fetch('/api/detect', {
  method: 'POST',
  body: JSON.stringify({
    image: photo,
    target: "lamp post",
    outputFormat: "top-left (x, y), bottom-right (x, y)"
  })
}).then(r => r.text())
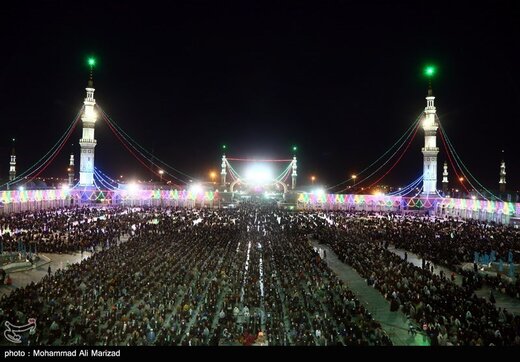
top-left (311, 175), bottom-right (316, 185)
top-left (159, 170), bottom-right (164, 182)
top-left (210, 171), bottom-right (216, 183)
top-left (352, 175), bottom-right (357, 190)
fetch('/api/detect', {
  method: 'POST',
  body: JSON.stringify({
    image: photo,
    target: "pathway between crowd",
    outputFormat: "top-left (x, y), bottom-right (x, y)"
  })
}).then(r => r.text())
top-left (312, 241), bottom-right (430, 346)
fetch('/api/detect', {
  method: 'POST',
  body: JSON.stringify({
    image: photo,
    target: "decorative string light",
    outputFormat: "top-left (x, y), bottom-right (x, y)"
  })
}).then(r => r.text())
top-left (98, 105), bottom-right (196, 182)
top-left (328, 112), bottom-right (423, 191)
top-left (1, 107), bottom-right (83, 189)
top-left (438, 118), bottom-right (501, 201)
top-left (100, 110), bottom-right (184, 188)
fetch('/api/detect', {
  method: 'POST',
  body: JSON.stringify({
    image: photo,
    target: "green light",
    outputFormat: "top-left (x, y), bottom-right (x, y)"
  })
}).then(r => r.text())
top-left (424, 65), bottom-right (436, 77)
top-left (292, 146), bottom-right (297, 152)
top-left (222, 144), bottom-right (227, 150)
top-left (88, 58), bottom-right (96, 67)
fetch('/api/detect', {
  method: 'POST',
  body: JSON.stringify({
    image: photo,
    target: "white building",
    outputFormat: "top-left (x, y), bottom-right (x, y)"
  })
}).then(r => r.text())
top-left (422, 85), bottom-right (439, 195)
top-left (79, 71), bottom-right (97, 186)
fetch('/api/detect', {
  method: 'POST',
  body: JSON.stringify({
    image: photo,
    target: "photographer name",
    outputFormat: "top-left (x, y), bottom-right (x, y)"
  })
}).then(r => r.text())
top-left (5, 349), bottom-right (121, 358)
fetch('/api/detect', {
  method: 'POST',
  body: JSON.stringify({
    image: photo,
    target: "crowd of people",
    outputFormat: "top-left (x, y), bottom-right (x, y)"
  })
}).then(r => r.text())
top-left (0, 206), bottom-right (142, 254)
top-left (309, 211), bottom-right (520, 346)
top-left (311, 212), bottom-right (520, 300)
top-left (383, 215), bottom-right (520, 267)
top-left (1, 205), bottom-right (520, 346)
top-left (0, 206), bottom-right (391, 346)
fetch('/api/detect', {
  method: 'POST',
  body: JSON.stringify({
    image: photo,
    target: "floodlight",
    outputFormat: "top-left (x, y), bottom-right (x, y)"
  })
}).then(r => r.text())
top-left (128, 182), bottom-right (139, 195)
top-left (313, 188), bottom-right (325, 196)
top-left (245, 164), bottom-right (274, 185)
top-left (189, 183), bottom-right (203, 194)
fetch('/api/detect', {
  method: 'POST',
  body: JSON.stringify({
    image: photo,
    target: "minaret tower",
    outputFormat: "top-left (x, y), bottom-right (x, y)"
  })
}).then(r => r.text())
top-left (9, 138), bottom-right (16, 182)
top-left (442, 161), bottom-right (449, 195)
top-left (220, 145), bottom-right (227, 190)
top-left (68, 149), bottom-right (75, 187)
top-left (421, 70), bottom-right (439, 195)
top-left (291, 157), bottom-right (297, 190)
top-left (79, 58), bottom-right (98, 187)
top-left (499, 150), bottom-right (506, 193)
top-left (291, 146), bottom-right (298, 190)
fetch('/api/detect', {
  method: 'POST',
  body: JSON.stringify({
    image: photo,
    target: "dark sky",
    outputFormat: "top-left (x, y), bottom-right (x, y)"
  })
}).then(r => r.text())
top-left (1, 0), bottom-right (519, 191)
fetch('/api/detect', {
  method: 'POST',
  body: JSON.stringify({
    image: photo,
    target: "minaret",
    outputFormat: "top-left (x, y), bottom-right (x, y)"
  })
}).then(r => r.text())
top-left (79, 59), bottom-right (97, 187)
top-left (220, 154), bottom-right (227, 189)
top-left (291, 156), bottom-right (297, 190)
top-left (499, 150), bottom-right (506, 193)
top-left (9, 138), bottom-right (16, 182)
top-left (421, 83), bottom-right (439, 195)
top-left (68, 151), bottom-right (75, 187)
top-left (442, 161), bottom-right (449, 195)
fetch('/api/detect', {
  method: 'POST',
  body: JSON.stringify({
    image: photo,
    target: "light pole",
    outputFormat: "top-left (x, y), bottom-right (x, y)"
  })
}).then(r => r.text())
top-left (352, 175), bottom-right (357, 190)
top-left (210, 171), bottom-right (217, 184)
top-left (311, 175), bottom-right (316, 185)
top-left (159, 170), bottom-right (164, 182)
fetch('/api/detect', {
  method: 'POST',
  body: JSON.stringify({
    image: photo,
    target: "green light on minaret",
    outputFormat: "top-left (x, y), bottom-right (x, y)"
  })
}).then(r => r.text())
top-left (222, 144), bottom-right (227, 150)
top-left (424, 65), bottom-right (436, 77)
top-left (292, 145), bottom-right (297, 152)
top-left (88, 58), bottom-right (96, 67)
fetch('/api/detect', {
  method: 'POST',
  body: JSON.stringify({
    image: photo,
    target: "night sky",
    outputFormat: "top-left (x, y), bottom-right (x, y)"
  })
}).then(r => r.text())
top-left (1, 0), bottom-right (519, 191)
